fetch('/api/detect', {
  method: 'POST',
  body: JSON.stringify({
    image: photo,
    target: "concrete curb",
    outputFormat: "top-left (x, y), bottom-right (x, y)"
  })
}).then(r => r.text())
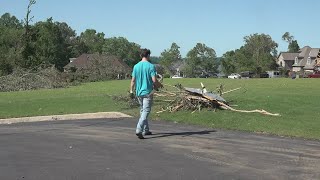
top-left (0, 112), bottom-right (132, 125)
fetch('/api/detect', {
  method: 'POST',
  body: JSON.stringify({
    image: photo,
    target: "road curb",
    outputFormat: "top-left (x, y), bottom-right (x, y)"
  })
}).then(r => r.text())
top-left (0, 112), bottom-right (132, 125)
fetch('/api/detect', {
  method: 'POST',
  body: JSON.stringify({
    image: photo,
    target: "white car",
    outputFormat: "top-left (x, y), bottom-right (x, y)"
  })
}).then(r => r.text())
top-left (228, 73), bottom-right (241, 79)
top-left (171, 75), bottom-right (183, 79)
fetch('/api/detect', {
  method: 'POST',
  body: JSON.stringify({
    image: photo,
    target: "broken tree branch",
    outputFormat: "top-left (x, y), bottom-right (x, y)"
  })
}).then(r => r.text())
top-left (222, 87), bottom-right (242, 95)
top-left (216, 101), bottom-right (280, 116)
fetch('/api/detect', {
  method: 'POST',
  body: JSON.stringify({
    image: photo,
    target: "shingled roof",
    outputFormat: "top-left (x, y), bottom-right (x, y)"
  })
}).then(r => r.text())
top-left (64, 54), bottom-right (132, 72)
top-left (309, 48), bottom-right (320, 57)
top-left (292, 46), bottom-right (320, 68)
top-left (279, 52), bottom-right (299, 61)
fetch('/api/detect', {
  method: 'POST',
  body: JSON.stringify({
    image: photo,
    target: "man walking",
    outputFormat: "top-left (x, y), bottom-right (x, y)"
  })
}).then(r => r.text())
top-left (130, 49), bottom-right (163, 139)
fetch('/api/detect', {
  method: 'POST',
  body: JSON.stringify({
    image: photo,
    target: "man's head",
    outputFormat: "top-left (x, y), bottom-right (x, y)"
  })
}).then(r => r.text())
top-left (140, 49), bottom-right (151, 60)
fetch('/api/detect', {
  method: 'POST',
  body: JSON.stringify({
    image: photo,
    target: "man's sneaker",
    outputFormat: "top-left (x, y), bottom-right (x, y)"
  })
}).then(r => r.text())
top-left (143, 131), bottom-right (152, 136)
top-left (136, 133), bottom-right (144, 139)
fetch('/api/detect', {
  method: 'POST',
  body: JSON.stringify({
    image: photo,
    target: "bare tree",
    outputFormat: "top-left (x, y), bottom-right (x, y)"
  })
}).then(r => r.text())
top-left (24, 0), bottom-right (36, 35)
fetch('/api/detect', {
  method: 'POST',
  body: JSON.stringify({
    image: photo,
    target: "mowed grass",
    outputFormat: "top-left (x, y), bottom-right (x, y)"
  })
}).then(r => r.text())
top-left (0, 82), bottom-right (126, 118)
top-left (1, 78), bottom-right (319, 139)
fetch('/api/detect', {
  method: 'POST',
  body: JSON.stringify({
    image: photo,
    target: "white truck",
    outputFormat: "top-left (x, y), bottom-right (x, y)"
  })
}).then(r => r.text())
top-left (266, 71), bottom-right (280, 78)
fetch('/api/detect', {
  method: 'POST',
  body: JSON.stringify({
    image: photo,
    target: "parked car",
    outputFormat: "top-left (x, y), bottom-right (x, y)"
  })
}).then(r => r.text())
top-left (259, 73), bottom-right (269, 78)
top-left (199, 74), bottom-right (209, 78)
top-left (228, 73), bottom-right (241, 79)
top-left (199, 73), bottom-right (218, 78)
top-left (308, 71), bottom-right (320, 78)
top-left (171, 75), bottom-right (183, 79)
top-left (240, 71), bottom-right (254, 78)
top-left (209, 73), bottom-right (218, 78)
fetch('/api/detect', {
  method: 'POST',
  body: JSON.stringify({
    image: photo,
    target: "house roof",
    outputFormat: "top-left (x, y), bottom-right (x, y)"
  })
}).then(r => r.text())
top-left (298, 46), bottom-right (311, 58)
top-left (64, 54), bottom-right (132, 72)
top-left (170, 60), bottom-right (186, 71)
top-left (299, 47), bottom-right (312, 67)
top-left (309, 48), bottom-right (320, 57)
top-left (293, 46), bottom-right (320, 67)
top-left (279, 52), bottom-right (299, 61)
top-left (64, 54), bottom-right (90, 69)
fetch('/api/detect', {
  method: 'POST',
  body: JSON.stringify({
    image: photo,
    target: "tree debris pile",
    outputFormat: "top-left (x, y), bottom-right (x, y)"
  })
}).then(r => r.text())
top-left (0, 68), bottom-right (68, 92)
top-left (112, 83), bottom-right (280, 116)
top-left (156, 87), bottom-right (225, 113)
top-left (155, 83), bottom-right (280, 116)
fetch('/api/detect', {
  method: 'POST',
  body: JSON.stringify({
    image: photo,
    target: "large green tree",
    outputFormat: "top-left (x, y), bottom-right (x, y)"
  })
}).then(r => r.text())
top-left (159, 42), bottom-right (182, 74)
top-left (102, 37), bottom-right (141, 68)
top-left (0, 13), bottom-right (24, 75)
top-left (22, 18), bottom-right (69, 71)
top-left (69, 37), bottom-right (89, 58)
top-left (288, 40), bottom-right (300, 53)
top-left (282, 32), bottom-right (300, 53)
top-left (56, 22), bottom-right (76, 42)
top-left (79, 29), bottom-right (105, 54)
top-left (184, 43), bottom-right (217, 77)
top-left (243, 33), bottom-right (278, 73)
top-left (221, 50), bottom-right (236, 75)
top-left (55, 22), bottom-right (88, 58)
top-left (0, 13), bottom-right (23, 29)
top-left (21, 0), bottom-right (37, 69)
top-left (221, 33), bottom-right (278, 74)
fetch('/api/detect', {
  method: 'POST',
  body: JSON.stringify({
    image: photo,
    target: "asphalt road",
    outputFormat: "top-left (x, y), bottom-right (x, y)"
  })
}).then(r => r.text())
top-left (0, 118), bottom-right (319, 180)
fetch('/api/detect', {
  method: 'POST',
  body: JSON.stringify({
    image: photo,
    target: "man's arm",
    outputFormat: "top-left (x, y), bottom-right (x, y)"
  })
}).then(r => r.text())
top-left (129, 77), bottom-right (135, 99)
top-left (130, 77), bottom-right (135, 93)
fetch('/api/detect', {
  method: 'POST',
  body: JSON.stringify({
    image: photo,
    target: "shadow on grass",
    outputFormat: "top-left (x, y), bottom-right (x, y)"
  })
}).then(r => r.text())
top-left (145, 130), bottom-right (216, 139)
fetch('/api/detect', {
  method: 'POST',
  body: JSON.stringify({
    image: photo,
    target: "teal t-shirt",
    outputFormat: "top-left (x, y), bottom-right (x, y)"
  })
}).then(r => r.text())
top-left (132, 61), bottom-right (157, 96)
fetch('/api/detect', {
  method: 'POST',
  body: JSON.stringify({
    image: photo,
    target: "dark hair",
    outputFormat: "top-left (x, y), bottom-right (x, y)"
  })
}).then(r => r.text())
top-left (140, 49), bottom-right (151, 58)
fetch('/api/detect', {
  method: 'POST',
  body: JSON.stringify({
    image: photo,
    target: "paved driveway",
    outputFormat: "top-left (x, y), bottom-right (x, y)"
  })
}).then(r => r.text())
top-left (0, 118), bottom-right (319, 180)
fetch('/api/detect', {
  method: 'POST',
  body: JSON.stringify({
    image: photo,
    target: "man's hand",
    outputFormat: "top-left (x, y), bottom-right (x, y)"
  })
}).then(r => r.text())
top-left (153, 81), bottom-right (163, 91)
top-left (129, 90), bottom-right (135, 99)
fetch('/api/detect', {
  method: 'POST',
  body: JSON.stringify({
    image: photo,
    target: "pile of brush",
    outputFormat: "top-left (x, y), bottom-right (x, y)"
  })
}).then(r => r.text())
top-left (112, 82), bottom-right (280, 116)
top-left (155, 83), bottom-right (280, 116)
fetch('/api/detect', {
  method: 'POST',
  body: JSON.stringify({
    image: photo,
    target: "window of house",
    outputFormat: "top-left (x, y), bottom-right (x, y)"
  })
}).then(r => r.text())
top-left (280, 62), bottom-right (283, 67)
top-left (295, 57), bottom-right (298, 64)
top-left (307, 57), bottom-right (311, 65)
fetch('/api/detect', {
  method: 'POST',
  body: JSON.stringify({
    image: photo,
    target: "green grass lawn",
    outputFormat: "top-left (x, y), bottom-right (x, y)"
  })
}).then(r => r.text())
top-left (1, 78), bottom-right (320, 139)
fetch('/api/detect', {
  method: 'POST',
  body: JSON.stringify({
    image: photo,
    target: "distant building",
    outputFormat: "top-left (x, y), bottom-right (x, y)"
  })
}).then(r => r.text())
top-left (64, 54), bottom-right (132, 79)
top-left (278, 46), bottom-right (320, 72)
top-left (277, 52), bottom-right (299, 71)
top-left (292, 46), bottom-right (320, 72)
top-left (169, 60), bottom-right (186, 77)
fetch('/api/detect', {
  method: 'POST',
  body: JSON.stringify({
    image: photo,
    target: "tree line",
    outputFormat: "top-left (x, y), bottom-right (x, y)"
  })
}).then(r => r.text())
top-left (0, 1), bottom-right (300, 77)
top-left (0, 1), bottom-right (141, 76)
top-left (221, 32), bottom-right (300, 75)
top-left (159, 31), bottom-right (300, 77)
